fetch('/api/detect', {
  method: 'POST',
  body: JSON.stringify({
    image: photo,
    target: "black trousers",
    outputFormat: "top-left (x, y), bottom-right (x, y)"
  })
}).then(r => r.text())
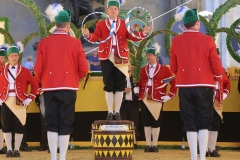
top-left (44, 90), bottom-right (76, 135)
top-left (139, 100), bottom-right (163, 128)
top-left (120, 100), bottom-right (139, 134)
top-left (1, 103), bottom-right (24, 133)
top-left (211, 109), bottom-right (221, 131)
top-left (179, 87), bottom-right (214, 132)
top-left (100, 59), bottom-right (126, 92)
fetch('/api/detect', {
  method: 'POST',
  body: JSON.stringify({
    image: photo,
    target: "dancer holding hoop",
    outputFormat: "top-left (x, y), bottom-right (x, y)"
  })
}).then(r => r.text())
top-left (82, 0), bottom-right (153, 120)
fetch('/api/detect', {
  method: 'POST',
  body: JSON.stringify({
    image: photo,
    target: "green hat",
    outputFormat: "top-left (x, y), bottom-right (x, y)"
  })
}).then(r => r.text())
top-left (7, 46), bottom-right (20, 55)
top-left (0, 49), bottom-right (6, 56)
top-left (0, 45), bottom-right (7, 56)
top-left (182, 9), bottom-right (199, 24)
top-left (55, 10), bottom-right (71, 23)
top-left (107, 0), bottom-right (120, 8)
top-left (146, 47), bottom-right (157, 55)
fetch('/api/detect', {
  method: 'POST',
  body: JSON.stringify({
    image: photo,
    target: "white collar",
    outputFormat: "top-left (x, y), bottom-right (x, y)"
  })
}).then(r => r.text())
top-left (109, 18), bottom-right (117, 23)
top-left (149, 63), bottom-right (157, 68)
top-left (9, 64), bottom-right (18, 70)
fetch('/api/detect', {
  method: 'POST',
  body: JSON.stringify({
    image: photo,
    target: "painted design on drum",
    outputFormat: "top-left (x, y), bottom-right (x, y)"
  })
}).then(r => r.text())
top-left (93, 134), bottom-right (133, 148)
top-left (94, 150), bottom-right (133, 158)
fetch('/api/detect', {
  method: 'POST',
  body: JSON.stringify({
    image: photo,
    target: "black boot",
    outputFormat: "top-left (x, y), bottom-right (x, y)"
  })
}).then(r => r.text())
top-left (209, 150), bottom-right (221, 157)
top-left (106, 112), bottom-right (113, 120)
top-left (114, 112), bottom-right (122, 120)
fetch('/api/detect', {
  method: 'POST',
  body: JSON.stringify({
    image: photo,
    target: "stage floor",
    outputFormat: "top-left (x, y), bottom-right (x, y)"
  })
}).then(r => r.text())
top-left (0, 149), bottom-right (239, 160)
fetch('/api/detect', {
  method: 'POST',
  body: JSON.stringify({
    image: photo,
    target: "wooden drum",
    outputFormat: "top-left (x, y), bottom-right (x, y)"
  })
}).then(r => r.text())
top-left (91, 120), bottom-right (135, 160)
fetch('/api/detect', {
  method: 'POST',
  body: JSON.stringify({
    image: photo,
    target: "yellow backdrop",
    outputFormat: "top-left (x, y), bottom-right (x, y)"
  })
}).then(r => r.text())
top-left (27, 77), bottom-right (240, 113)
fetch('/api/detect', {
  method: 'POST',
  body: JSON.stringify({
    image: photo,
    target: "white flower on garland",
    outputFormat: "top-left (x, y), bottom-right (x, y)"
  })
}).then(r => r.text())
top-left (199, 10), bottom-right (213, 20)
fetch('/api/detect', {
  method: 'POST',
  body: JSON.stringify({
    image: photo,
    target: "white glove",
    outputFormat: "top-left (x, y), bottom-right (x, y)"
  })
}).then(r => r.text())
top-left (223, 93), bottom-right (227, 100)
top-left (0, 98), bottom-right (3, 105)
top-left (134, 87), bottom-right (139, 94)
top-left (161, 95), bottom-right (171, 102)
top-left (215, 82), bottom-right (219, 89)
top-left (22, 98), bottom-right (32, 106)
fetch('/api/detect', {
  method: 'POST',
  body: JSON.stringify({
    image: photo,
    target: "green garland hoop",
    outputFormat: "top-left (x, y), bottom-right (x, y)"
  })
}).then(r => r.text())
top-left (47, 22), bottom-right (80, 38)
top-left (18, 0), bottom-right (48, 38)
top-left (0, 28), bottom-right (15, 45)
top-left (132, 30), bottom-right (178, 83)
top-left (0, 17), bottom-right (9, 43)
top-left (226, 18), bottom-right (240, 63)
top-left (207, 0), bottom-right (240, 39)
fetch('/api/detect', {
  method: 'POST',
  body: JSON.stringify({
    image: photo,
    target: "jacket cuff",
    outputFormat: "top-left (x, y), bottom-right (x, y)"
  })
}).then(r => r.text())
top-left (223, 89), bottom-right (229, 95)
top-left (214, 75), bottom-right (222, 81)
top-left (167, 92), bottom-right (175, 99)
top-left (28, 94), bottom-right (36, 100)
top-left (87, 33), bottom-right (92, 41)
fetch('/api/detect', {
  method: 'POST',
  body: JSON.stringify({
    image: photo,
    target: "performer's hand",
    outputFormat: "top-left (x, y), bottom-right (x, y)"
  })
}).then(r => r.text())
top-left (125, 87), bottom-right (131, 93)
top-left (133, 87), bottom-right (139, 94)
top-left (22, 98), bottom-right (32, 107)
top-left (81, 28), bottom-right (90, 37)
top-left (0, 98), bottom-right (3, 105)
top-left (215, 82), bottom-right (219, 89)
top-left (223, 93), bottom-right (227, 100)
top-left (143, 25), bottom-right (153, 35)
top-left (161, 95), bottom-right (171, 102)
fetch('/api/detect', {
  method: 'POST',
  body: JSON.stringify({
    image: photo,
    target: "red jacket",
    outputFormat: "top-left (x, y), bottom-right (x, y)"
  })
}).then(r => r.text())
top-left (34, 31), bottom-right (89, 91)
top-left (138, 64), bottom-right (177, 102)
top-left (170, 30), bottom-right (223, 88)
top-left (0, 64), bottom-right (38, 101)
top-left (88, 18), bottom-right (145, 60)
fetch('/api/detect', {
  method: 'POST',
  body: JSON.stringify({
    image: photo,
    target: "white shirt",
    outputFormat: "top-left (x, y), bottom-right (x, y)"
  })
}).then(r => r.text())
top-left (147, 63), bottom-right (157, 86)
top-left (125, 77), bottom-right (133, 101)
top-left (8, 65), bottom-right (18, 96)
top-left (109, 18), bottom-right (117, 50)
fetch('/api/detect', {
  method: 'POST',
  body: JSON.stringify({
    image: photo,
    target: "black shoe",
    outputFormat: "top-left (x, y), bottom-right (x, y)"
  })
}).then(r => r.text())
top-left (14, 150), bottom-right (20, 157)
top-left (6, 150), bottom-right (14, 157)
top-left (209, 150), bottom-right (221, 157)
top-left (150, 145), bottom-right (159, 152)
top-left (206, 151), bottom-right (209, 157)
top-left (144, 145), bottom-right (151, 152)
top-left (38, 146), bottom-right (48, 151)
top-left (20, 146), bottom-right (32, 152)
top-left (0, 148), bottom-right (7, 154)
top-left (106, 112), bottom-right (113, 120)
top-left (114, 112), bottom-right (122, 120)
top-left (134, 144), bottom-right (138, 149)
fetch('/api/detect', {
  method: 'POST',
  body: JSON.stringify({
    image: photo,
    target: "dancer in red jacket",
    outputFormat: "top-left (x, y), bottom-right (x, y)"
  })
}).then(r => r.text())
top-left (170, 9), bottom-right (223, 160)
top-left (82, 0), bottom-right (153, 120)
top-left (135, 46), bottom-right (177, 152)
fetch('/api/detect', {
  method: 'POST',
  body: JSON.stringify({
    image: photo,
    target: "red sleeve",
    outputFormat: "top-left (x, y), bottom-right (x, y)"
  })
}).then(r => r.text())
top-left (165, 67), bottom-right (177, 98)
top-left (126, 30), bottom-right (145, 42)
top-left (78, 41), bottom-right (89, 79)
top-left (34, 41), bottom-right (43, 83)
top-left (222, 71), bottom-right (231, 95)
top-left (170, 39), bottom-right (178, 75)
top-left (208, 38), bottom-right (223, 81)
top-left (27, 71), bottom-right (38, 100)
top-left (87, 22), bottom-right (102, 42)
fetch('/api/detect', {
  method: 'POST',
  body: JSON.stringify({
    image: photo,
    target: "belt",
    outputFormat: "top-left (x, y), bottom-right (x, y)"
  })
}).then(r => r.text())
top-left (8, 89), bottom-right (15, 93)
